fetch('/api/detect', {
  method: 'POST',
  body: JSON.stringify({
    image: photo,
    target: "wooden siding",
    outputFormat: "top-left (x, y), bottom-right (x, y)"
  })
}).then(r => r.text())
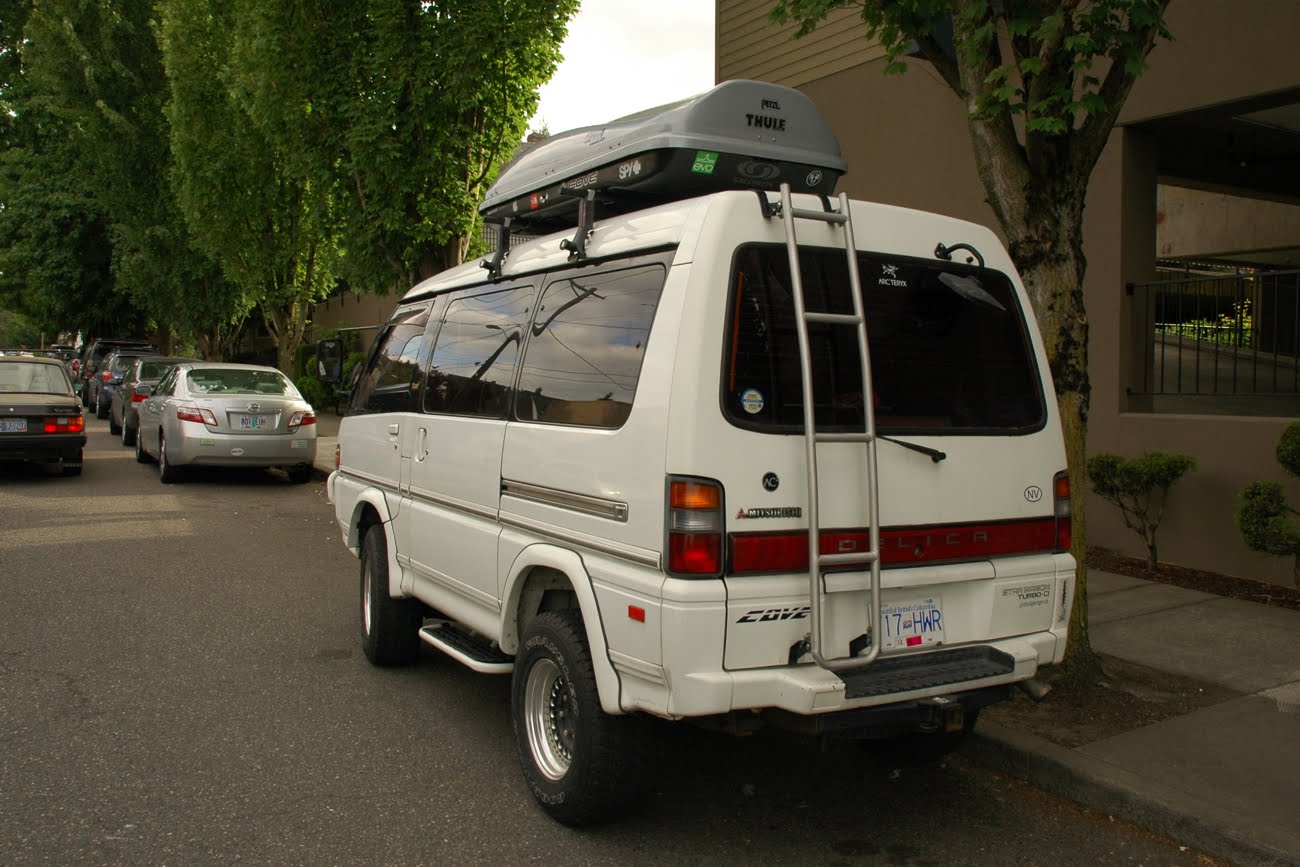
top-left (717, 0), bottom-right (885, 87)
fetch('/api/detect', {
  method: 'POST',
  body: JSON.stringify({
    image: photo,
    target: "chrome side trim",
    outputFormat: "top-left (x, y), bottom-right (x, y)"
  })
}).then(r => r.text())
top-left (498, 512), bottom-right (660, 569)
top-left (408, 486), bottom-right (498, 521)
top-left (338, 467), bottom-right (397, 493)
top-left (501, 479), bottom-right (629, 522)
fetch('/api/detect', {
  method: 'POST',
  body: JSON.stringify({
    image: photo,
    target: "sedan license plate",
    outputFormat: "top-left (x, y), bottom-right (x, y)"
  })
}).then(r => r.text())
top-left (0, 417), bottom-right (27, 433)
top-left (238, 414), bottom-right (273, 430)
top-left (881, 597), bottom-right (944, 650)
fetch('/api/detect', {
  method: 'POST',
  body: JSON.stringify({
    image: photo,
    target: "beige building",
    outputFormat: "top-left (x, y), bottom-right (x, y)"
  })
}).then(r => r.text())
top-left (718, 0), bottom-right (1300, 585)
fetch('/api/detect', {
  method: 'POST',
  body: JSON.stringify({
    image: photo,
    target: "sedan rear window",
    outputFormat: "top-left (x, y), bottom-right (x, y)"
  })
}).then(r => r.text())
top-left (187, 369), bottom-right (295, 396)
top-left (724, 245), bottom-right (1045, 434)
top-left (0, 362), bottom-right (73, 394)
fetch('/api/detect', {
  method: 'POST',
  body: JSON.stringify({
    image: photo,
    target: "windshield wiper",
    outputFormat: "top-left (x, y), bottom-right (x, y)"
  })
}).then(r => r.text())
top-left (878, 434), bottom-right (947, 463)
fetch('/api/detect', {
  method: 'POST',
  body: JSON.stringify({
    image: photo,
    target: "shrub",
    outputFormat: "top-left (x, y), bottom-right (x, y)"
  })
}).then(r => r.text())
top-left (1087, 450), bottom-right (1197, 570)
top-left (1236, 421), bottom-right (1300, 587)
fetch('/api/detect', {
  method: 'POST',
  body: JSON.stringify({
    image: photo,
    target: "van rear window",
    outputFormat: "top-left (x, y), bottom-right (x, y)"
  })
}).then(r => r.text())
top-left (724, 245), bottom-right (1045, 434)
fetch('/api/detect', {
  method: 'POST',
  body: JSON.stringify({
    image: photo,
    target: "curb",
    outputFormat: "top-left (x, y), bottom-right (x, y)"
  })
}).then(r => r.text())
top-left (962, 722), bottom-right (1297, 866)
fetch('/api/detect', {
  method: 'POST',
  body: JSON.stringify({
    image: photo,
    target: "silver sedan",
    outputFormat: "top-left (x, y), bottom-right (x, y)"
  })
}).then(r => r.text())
top-left (135, 362), bottom-right (317, 483)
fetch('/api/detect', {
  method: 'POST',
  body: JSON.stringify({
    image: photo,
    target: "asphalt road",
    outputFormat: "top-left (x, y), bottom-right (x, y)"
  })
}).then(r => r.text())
top-left (0, 417), bottom-right (1218, 865)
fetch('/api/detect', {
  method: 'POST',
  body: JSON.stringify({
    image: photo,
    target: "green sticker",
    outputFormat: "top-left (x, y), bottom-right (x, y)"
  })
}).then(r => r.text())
top-left (691, 150), bottom-right (719, 175)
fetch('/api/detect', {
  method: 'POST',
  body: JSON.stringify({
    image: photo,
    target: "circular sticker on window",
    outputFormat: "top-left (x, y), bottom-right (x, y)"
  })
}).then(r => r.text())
top-left (740, 388), bottom-right (765, 414)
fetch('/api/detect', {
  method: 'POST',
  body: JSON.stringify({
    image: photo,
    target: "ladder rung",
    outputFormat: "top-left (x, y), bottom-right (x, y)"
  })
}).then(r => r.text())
top-left (789, 207), bottom-right (848, 225)
top-left (817, 551), bottom-right (879, 567)
top-left (815, 431), bottom-right (874, 444)
top-left (805, 311), bottom-right (861, 325)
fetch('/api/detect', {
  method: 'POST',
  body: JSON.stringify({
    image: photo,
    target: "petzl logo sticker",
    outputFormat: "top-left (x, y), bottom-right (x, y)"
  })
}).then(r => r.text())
top-left (806, 170), bottom-right (823, 187)
top-left (692, 151), bottom-right (719, 175)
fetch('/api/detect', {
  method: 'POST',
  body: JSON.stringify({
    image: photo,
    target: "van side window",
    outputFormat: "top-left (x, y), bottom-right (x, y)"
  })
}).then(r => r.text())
top-left (515, 265), bottom-right (665, 428)
top-left (724, 245), bottom-right (1044, 433)
top-left (352, 303), bottom-right (432, 415)
top-left (423, 284), bottom-right (534, 417)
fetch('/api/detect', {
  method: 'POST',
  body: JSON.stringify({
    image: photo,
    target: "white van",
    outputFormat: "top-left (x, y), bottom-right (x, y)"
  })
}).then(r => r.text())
top-left (324, 80), bottom-right (1075, 825)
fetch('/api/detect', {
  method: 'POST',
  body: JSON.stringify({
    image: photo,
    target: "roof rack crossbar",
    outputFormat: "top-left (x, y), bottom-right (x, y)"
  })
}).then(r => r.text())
top-left (755, 190), bottom-right (780, 219)
top-left (559, 189), bottom-right (597, 261)
top-left (480, 217), bottom-right (513, 280)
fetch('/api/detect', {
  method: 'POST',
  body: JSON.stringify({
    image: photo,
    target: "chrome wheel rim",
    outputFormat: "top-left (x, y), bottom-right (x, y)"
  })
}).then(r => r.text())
top-left (524, 658), bottom-right (575, 781)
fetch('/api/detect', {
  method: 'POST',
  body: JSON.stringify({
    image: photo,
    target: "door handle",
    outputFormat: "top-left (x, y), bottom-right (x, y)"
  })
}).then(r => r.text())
top-left (416, 427), bottom-right (428, 461)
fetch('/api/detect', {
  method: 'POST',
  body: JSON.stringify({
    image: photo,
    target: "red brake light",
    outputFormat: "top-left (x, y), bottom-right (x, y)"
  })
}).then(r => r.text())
top-left (101, 370), bottom-right (111, 382)
top-left (288, 411), bottom-right (316, 431)
top-left (666, 477), bottom-right (724, 578)
top-left (176, 405), bottom-right (217, 426)
top-left (42, 415), bottom-right (85, 434)
top-left (1053, 470), bottom-right (1072, 551)
top-left (131, 391), bottom-right (147, 403)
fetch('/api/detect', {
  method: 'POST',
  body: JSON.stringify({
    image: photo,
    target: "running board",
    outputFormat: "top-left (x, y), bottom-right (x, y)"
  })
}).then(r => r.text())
top-left (419, 620), bottom-right (514, 674)
top-left (836, 646), bottom-right (1016, 699)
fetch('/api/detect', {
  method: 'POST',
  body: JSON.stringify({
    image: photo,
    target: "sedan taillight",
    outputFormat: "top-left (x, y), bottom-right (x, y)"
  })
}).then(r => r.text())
top-left (131, 391), bottom-right (147, 403)
top-left (176, 405), bottom-right (218, 426)
top-left (101, 370), bottom-right (112, 383)
top-left (288, 410), bottom-right (316, 432)
top-left (43, 415), bottom-right (85, 434)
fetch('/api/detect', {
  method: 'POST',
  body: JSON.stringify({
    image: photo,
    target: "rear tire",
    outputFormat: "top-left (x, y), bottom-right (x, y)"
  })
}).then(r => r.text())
top-left (109, 410), bottom-right (121, 436)
top-left (135, 428), bottom-right (151, 463)
top-left (359, 524), bottom-right (422, 666)
top-left (287, 463), bottom-right (313, 484)
top-left (512, 610), bottom-right (648, 825)
top-left (121, 416), bottom-right (135, 446)
top-left (95, 392), bottom-right (108, 419)
top-left (157, 433), bottom-right (180, 483)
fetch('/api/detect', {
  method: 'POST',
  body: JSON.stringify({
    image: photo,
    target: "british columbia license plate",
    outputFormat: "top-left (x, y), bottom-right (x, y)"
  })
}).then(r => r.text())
top-left (881, 597), bottom-right (945, 650)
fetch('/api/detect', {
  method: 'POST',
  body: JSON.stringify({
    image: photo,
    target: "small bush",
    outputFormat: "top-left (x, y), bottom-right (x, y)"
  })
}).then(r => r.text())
top-left (1088, 450), bottom-right (1197, 569)
top-left (1236, 421), bottom-right (1300, 587)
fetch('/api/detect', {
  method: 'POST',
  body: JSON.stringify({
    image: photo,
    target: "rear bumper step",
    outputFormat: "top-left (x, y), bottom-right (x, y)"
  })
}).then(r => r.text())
top-left (419, 620), bottom-right (514, 674)
top-left (837, 646), bottom-right (1016, 699)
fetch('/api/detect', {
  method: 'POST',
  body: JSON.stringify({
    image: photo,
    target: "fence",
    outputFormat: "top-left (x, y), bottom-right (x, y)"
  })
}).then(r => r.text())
top-left (1130, 269), bottom-right (1300, 406)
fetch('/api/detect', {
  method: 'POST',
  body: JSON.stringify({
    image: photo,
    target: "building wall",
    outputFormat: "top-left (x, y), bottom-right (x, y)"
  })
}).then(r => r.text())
top-left (716, 0), bottom-right (1300, 585)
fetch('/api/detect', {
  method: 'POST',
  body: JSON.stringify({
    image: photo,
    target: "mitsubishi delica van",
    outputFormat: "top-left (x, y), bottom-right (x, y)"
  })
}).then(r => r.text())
top-left (324, 80), bottom-right (1075, 825)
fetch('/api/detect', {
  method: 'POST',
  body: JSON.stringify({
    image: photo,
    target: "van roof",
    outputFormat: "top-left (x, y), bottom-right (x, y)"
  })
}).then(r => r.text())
top-left (479, 80), bottom-right (847, 231)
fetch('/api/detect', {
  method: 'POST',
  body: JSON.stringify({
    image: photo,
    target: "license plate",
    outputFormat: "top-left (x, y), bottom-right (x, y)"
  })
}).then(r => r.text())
top-left (238, 415), bottom-right (273, 430)
top-left (881, 597), bottom-right (945, 650)
top-left (0, 418), bottom-right (27, 433)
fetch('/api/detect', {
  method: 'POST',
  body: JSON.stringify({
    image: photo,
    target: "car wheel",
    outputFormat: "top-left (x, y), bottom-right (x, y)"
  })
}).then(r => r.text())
top-left (108, 408), bottom-right (121, 436)
top-left (286, 463), bottom-right (313, 484)
top-left (121, 416), bottom-right (134, 446)
top-left (135, 427), bottom-right (151, 463)
top-left (95, 392), bottom-right (108, 419)
top-left (158, 433), bottom-right (180, 483)
top-left (512, 609), bottom-right (648, 826)
top-left (359, 524), bottom-right (422, 666)
top-left (61, 450), bottom-right (83, 477)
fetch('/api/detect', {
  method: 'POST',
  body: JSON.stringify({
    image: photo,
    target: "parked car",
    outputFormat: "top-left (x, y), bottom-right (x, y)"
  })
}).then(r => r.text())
top-left (110, 356), bottom-right (196, 444)
top-left (77, 338), bottom-right (155, 404)
top-left (0, 355), bottom-right (86, 476)
top-left (88, 347), bottom-right (161, 420)
top-left (135, 362), bottom-right (317, 483)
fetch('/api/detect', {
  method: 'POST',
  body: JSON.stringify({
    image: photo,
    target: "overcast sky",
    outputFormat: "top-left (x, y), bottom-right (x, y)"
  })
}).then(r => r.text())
top-left (527, 1), bottom-right (717, 135)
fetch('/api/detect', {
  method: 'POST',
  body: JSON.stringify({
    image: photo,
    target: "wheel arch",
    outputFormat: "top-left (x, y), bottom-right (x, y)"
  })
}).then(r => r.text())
top-left (502, 544), bottom-right (622, 715)
top-left (348, 490), bottom-right (406, 598)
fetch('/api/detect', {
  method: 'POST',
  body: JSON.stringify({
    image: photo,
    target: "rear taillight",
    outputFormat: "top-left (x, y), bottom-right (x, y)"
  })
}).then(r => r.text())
top-left (176, 405), bottom-right (217, 426)
top-left (101, 370), bottom-right (111, 383)
top-left (42, 415), bottom-right (84, 434)
top-left (131, 391), bottom-right (147, 403)
top-left (288, 410), bottom-right (316, 432)
top-left (1053, 470), bottom-right (1071, 551)
top-left (666, 477), bottom-right (724, 578)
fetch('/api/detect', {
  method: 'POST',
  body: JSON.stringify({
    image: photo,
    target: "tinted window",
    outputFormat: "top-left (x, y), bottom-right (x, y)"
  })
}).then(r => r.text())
top-left (352, 304), bottom-right (432, 415)
top-left (424, 284), bottom-right (533, 417)
top-left (155, 367), bottom-right (181, 396)
top-left (725, 245), bottom-right (1044, 433)
top-left (515, 265), bottom-right (665, 428)
top-left (187, 368), bottom-right (294, 396)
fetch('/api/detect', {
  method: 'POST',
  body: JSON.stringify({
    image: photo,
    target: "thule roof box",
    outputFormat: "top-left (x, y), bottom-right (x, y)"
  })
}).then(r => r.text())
top-left (479, 79), bottom-right (847, 232)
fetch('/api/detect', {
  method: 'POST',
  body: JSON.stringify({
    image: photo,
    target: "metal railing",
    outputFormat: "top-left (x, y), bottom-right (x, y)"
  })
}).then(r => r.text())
top-left (1130, 269), bottom-right (1300, 401)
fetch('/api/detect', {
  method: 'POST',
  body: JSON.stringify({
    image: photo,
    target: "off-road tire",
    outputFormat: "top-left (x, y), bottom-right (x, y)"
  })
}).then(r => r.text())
top-left (359, 524), bottom-right (421, 666)
top-left (511, 610), bottom-right (648, 826)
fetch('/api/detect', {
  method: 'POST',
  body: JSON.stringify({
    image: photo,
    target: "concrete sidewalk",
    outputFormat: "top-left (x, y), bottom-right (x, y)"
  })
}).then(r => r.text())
top-left (966, 570), bottom-right (1300, 865)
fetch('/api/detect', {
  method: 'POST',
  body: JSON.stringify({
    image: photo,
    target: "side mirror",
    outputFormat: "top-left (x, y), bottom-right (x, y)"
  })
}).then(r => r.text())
top-left (316, 338), bottom-right (344, 386)
top-left (135, 384), bottom-right (154, 398)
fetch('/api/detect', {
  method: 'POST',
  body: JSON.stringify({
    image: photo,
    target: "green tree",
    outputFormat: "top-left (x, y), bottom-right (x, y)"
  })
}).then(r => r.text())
top-left (160, 0), bottom-right (333, 371)
top-left (770, 0), bottom-right (1172, 667)
top-left (1236, 421), bottom-right (1300, 588)
top-left (228, 0), bottom-right (578, 294)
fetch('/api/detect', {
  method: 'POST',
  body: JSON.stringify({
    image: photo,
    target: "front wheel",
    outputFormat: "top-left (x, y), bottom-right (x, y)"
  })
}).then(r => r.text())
top-left (512, 610), bottom-right (647, 826)
top-left (359, 524), bottom-right (422, 666)
top-left (135, 427), bottom-right (151, 463)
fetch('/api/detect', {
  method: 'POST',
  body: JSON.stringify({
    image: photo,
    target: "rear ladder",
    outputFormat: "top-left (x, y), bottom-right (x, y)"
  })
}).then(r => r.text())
top-left (774, 184), bottom-right (882, 673)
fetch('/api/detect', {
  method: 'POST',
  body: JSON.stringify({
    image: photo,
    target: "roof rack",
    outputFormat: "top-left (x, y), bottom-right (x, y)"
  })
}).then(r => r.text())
top-left (479, 79), bottom-right (848, 236)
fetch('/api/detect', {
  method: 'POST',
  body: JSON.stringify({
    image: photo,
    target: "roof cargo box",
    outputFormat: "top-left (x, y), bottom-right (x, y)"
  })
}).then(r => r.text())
top-left (480, 79), bottom-right (847, 231)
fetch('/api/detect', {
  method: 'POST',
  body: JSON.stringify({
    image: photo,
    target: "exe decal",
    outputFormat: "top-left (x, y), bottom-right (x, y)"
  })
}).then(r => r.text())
top-left (736, 606), bottom-right (809, 624)
top-left (735, 506), bottom-right (802, 519)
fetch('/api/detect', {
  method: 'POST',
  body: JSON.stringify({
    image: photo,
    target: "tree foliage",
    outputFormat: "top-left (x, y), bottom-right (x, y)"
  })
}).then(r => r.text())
top-left (1236, 421), bottom-right (1300, 587)
top-left (1087, 451), bottom-right (1196, 569)
top-left (770, 0), bottom-right (1172, 665)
